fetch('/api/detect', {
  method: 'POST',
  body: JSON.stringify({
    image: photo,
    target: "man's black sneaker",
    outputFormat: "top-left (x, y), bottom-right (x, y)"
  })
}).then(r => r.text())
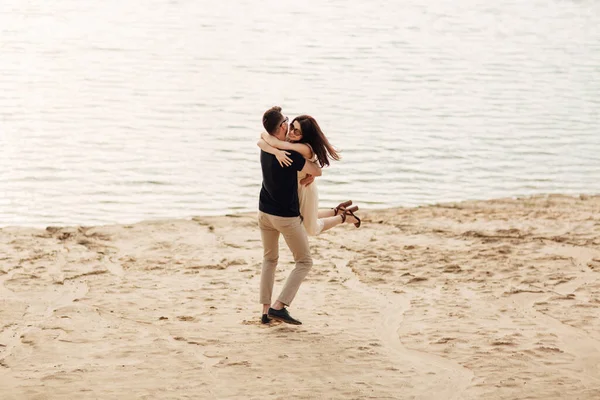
top-left (268, 307), bottom-right (302, 325)
top-left (261, 314), bottom-right (271, 324)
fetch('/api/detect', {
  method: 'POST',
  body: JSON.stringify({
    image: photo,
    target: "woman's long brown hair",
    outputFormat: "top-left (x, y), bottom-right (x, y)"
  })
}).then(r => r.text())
top-left (292, 115), bottom-right (340, 167)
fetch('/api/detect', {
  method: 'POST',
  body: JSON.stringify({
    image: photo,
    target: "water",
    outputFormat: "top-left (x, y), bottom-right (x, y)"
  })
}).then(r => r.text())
top-left (1, 0), bottom-right (599, 227)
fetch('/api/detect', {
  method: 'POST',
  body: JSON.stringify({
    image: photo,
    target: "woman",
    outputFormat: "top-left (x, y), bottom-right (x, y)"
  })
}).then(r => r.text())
top-left (257, 115), bottom-right (361, 235)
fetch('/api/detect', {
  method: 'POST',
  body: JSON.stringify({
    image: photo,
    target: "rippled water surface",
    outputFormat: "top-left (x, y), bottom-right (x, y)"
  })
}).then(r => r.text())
top-left (1, 0), bottom-right (599, 226)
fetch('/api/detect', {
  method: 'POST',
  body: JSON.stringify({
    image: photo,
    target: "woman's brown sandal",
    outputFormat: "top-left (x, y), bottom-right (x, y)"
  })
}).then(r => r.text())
top-left (333, 200), bottom-right (352, 216)
top-left (344, 206), bottom-right (361, 228)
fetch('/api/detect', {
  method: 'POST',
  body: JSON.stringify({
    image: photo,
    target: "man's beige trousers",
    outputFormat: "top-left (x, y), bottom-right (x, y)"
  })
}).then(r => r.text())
top-left (258, 211), bottom-right (313, 306)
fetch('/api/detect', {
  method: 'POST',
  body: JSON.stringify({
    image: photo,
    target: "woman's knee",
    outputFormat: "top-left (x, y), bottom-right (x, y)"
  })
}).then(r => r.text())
top-left (304, 222), bottom-right (323, 236)
top-left (306, 227), bottom-right (319, 236)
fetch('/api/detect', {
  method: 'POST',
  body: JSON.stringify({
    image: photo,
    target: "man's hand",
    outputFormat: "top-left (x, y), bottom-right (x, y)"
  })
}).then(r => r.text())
top-left (299, 174), bottom-right (315, 187)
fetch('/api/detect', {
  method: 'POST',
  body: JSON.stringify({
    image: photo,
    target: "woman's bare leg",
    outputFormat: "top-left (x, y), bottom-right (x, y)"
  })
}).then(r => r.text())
top-left (318, 209), bottom-right (336, 218)
top-left (311, 203), bottom-right (362, 235)
top-left (319, 212), bottom-right (360, 233)
top-left (320, 215), bottom-right (344, 233)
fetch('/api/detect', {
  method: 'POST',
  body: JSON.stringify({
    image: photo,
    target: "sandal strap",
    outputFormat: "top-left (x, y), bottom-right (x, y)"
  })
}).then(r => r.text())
top-left (333, 200), bottom-right (352, 216)
top-left (344, 209), bottom-right (361, 228)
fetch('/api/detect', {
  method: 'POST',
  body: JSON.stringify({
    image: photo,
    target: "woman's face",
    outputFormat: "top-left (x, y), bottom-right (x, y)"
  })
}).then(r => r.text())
top-left (288, 120), bottom-right (303, 142)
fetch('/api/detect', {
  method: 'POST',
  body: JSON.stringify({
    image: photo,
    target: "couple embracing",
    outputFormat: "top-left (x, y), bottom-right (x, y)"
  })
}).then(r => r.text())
top-left (256, 106), bottom-right (361, 325)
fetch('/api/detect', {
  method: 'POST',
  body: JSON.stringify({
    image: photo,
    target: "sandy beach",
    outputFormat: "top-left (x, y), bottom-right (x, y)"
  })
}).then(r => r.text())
top-left (1, 194), bottom-right (599, 399)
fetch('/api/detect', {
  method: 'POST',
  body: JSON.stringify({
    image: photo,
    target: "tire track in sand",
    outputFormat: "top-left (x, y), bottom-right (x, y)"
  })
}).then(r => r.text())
top-left (335, 258), bottom-right (474, 399)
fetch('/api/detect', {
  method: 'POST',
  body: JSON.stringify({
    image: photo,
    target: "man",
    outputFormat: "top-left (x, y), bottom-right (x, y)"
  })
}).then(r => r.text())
top-left (257, 106), bottom-right (322, 325)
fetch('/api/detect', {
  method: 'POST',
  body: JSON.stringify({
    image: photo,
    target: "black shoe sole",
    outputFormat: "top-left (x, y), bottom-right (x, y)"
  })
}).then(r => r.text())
top-left (268, 314), bottom-right (302, 325)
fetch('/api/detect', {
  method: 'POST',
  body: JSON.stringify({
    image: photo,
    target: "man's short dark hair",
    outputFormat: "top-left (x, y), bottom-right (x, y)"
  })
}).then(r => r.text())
top-left (262, 106), bottom-right (284, 135)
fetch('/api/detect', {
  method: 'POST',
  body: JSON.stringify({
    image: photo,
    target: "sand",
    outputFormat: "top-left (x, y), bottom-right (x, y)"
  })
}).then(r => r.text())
top-left (1, 194), bottom-right (600, 399)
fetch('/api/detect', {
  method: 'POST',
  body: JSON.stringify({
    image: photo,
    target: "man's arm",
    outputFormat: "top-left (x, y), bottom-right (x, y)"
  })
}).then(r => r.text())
top-left (299, 174), bottom-right (315, 187)
top-left (300, 160), bottom-right (322, 177)
top-left (288, 150), bottom-right (320, 181)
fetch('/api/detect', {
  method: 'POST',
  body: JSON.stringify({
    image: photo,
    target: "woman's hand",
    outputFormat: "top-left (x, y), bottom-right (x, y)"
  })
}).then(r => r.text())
top-left (275, 149), bottom-right (292, 167)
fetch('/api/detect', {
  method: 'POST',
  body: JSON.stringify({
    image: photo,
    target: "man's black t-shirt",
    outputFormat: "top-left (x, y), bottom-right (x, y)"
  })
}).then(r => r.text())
top-left (259, 150), bottom-right (306, 217)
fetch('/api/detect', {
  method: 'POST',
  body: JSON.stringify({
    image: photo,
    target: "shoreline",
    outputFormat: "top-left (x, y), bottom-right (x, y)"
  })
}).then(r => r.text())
top-left (1, 194), bottom-right (599, 399)
top-left (2, 192), bottom-right (598, 230)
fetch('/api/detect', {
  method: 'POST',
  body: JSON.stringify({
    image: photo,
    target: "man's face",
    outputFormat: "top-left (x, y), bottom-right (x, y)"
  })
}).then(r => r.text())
top-left (278, 116), bottom-right (289, 138)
